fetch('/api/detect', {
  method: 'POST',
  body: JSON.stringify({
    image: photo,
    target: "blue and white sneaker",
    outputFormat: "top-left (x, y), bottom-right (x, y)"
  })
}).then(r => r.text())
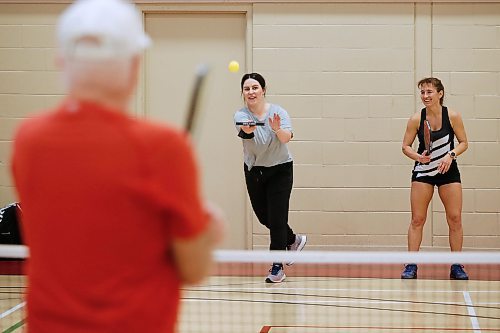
top-left (265, 263), bottom-right (286, 283)
top-left (401, 264), bottom-right (418, 279)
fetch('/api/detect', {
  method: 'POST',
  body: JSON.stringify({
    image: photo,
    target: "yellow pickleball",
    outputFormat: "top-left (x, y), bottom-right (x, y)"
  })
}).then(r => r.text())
top-left (228, 60), bottom-right (240, 73)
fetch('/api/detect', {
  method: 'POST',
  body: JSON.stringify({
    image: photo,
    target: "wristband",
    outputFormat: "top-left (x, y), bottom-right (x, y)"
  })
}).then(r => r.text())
top-left (238, 129), bottom-right (254, 139)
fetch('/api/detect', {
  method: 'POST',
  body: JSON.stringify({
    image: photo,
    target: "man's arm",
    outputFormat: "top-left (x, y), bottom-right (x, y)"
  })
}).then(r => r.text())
top-left (171, 202), bottom-right (224, 285)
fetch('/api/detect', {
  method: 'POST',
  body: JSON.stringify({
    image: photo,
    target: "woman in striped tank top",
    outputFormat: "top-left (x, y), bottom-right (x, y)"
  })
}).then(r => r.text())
top-left (401, 78), bottom-right (469, 280)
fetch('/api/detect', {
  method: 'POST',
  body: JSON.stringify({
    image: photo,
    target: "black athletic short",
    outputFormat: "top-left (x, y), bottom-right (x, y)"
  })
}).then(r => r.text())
top-left (411, 161), bottom-right (461, 187)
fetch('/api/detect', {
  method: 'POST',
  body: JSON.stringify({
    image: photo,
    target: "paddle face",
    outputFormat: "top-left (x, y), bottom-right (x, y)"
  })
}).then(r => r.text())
top-left (235, 121), bottom-right (265, 127)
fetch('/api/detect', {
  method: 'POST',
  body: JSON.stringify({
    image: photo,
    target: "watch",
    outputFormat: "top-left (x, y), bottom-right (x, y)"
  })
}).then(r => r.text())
top-left (448, 151), bottom-right (457, 160)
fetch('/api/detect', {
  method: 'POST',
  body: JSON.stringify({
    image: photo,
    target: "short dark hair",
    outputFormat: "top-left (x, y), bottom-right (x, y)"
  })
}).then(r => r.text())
top-left (240, 73), bottom-right (266, 92)
top-left (418, 77), bottom-right (445, 105)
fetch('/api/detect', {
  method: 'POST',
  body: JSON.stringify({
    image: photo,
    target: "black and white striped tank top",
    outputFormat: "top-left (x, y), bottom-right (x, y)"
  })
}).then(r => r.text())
top-left (413, 107), bottom-right (456, 178)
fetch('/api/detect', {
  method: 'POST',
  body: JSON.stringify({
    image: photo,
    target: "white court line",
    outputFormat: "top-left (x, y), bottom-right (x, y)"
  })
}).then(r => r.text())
top-left (463, 291), bottom-right (481, 333)
top-left (0, 301), bottom-right (26, 319)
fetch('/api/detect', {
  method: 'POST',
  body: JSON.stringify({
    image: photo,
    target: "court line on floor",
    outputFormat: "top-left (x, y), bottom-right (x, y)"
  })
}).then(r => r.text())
top-left (188, 286), bottom-right (500, 294)
top-left (463, 291), bottom-right (481, 333)
top-left (186, 287), bottom-right (500, 311)
top-left (184, 298), bottom-right (415, 305)
top-left (0, 301), bottom-right (25, 319)
top-left (260, 325), bottom-right (500, 332)
top-left (182, 296), bottom-right (500, 321)
top-left (2, 319), bottom-right (24, 333)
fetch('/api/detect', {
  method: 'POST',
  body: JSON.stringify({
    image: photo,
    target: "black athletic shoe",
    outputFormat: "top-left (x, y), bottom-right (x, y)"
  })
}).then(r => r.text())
top-left (450, 264), bottom-right (469, 280)
top-left (401, 264), bottom-right (418, 279)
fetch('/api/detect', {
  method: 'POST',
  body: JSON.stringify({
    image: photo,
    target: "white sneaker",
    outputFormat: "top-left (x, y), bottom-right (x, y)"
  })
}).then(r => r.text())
top-left (265, 263), bottom-right (286, 283)
top-left (286, 234), bottom-right (307, 266)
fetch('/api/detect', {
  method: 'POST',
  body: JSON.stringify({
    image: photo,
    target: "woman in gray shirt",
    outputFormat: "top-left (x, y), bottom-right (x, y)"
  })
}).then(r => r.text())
top-left (234, 73), bottom-right (306, 283)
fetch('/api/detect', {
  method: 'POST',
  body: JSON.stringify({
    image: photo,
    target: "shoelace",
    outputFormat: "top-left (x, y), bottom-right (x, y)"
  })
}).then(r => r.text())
top-left (270, 265), bottom-right (282, 275)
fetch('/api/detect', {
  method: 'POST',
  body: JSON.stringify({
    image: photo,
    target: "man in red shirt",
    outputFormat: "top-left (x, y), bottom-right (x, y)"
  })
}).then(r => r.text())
top-left (11, 0), bottom-right (224, 332)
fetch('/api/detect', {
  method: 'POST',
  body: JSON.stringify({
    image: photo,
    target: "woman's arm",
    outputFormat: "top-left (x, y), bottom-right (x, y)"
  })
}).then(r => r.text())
top-left (449, 109), bottom-right (468, 157)
top-left (402, 113), bottom-right (430, 164)
top-left (270, 111), bottom-right (292, 143)
top-left (274, 128), bottom-right (292, 143)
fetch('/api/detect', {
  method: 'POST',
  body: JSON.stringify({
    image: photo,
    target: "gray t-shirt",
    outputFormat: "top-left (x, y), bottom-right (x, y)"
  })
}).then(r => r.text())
top-left (234, 104), bottom-right (293, 170)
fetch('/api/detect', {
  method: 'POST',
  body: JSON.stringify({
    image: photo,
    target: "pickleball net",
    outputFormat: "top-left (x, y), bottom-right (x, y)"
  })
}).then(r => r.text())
top-left (1, 246), bottom-right (499, 332)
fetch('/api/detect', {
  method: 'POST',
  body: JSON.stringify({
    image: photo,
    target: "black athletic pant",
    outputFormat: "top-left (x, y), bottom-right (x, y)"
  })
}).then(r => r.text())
top-left (244, 161), bottom-right (295, 251)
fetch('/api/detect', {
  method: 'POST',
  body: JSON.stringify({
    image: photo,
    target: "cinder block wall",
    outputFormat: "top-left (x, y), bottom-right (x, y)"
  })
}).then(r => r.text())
top-left (0, 4), bottom-right (65, 204)
top-left (0, 1), bottom-right (498, 250)
top-left (431, 4), bottom-right (500, 250)
top-left (249, 2), bottom-right (500, 250)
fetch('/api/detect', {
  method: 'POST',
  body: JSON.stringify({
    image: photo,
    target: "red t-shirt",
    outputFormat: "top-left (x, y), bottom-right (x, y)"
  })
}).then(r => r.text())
top-left (12, 100), bottom-right (208, 333)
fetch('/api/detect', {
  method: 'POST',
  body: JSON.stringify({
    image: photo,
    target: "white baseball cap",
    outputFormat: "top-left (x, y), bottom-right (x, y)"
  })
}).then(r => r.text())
top-left (57, 0), bottom-right (152, 60)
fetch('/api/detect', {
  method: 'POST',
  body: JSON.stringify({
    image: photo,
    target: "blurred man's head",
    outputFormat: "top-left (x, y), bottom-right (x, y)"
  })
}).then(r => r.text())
top-left (57, 0), bottom-right (151, 106)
